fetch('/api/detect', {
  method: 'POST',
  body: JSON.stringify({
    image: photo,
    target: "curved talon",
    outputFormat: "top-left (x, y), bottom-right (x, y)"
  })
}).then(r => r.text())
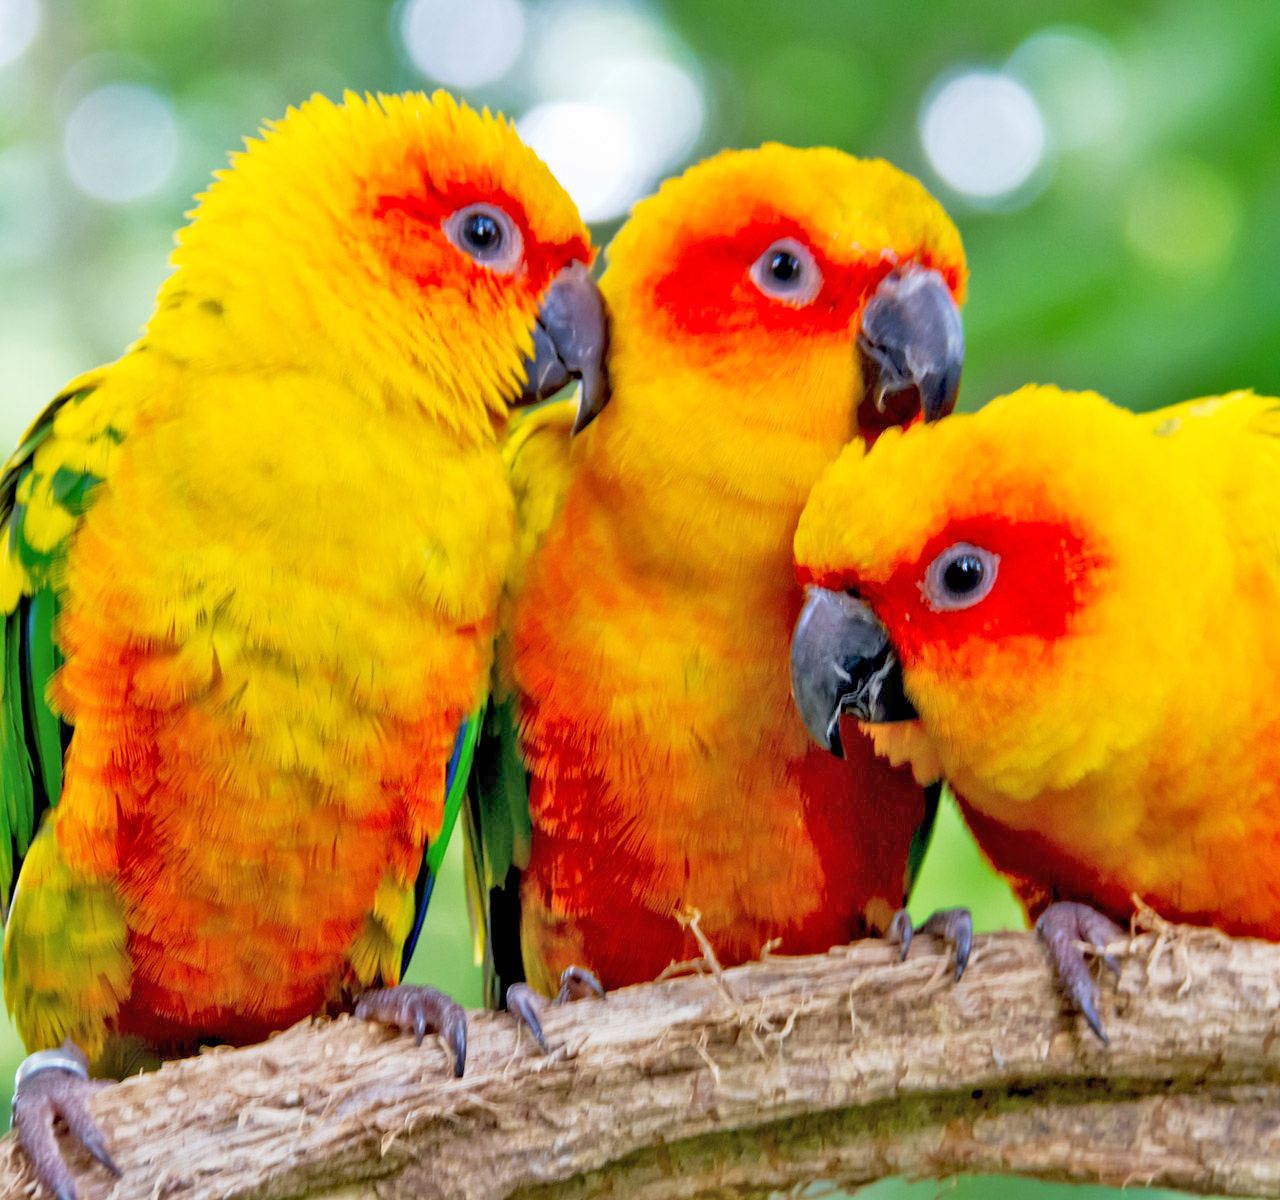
top-left (554, 965), bottom-right (605, 1005)
top-left (507, 965), bottom-right (605, 1056)
top-left (506, 982), bottom-right (549, 1052)
top-left (1036, 900), bottom-right (1125, 1045)
top-left (887, 908), bottom-right (914, 961)
top-left (12, 1041), bottom-right (119, 1200)
top-left (922, 908), bottom-right (973, 981)
top-left (888, 907), bottom-right (973, 981)
top-left (354, 985), bottom-right (468, 1077)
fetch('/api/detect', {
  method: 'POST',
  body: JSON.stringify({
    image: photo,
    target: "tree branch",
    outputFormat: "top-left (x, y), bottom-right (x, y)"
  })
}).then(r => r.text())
top-left (3, 928), bottom-right (1280, 1199)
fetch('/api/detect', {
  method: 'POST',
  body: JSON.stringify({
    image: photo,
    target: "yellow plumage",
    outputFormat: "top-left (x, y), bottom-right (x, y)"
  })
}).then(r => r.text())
top-left (482, 144), bottom-right (967, 996)
top-left (795, 385), bottom-right (1280, 935)
top-left (0, 89), bottom-right (593, 1064)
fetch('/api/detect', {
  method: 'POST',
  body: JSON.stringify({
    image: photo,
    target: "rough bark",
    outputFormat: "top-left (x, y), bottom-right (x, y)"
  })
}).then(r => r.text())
top-left (3, 927), bottom-right (1280, 1199)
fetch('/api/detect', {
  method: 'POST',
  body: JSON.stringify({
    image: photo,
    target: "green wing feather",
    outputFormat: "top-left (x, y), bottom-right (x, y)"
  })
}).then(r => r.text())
top-left (427, 710), bottom-right (482, 882)
top-left (399, 703), bottom-right (483, 975)
top-left (472, 696), bottom-right (532, 885)
top-left (461, 398), bottom-right (579, 1007)
top-left (0, 378), bottom-right (118, 917)
top-left (903, 781), bottom-right (945, 901)
top-left (23, 589), bottom-right (64, 807)
top-left (0, 606), bottom-right (35, 911)
top-left (464, 695), bottom-right (532, 1007)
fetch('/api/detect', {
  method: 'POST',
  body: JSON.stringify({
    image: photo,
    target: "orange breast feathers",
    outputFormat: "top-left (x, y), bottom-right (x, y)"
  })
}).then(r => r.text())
top-left (46, 371), bottom-right (505, 1045)
top-left (63, 636), bottom-right (460, 1048)
top-left (502, 144), bottom-right (966, 993)
top-left (511, 488), bottom-right (927, 993)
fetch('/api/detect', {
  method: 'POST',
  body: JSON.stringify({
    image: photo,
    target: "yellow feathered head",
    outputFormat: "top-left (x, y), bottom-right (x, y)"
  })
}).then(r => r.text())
top-left (790, 385), bottom-right (1234, 800)
top-left (582, 144), bottom-right (967, 511)
top-left (149, 91), bottom-right (595, 430)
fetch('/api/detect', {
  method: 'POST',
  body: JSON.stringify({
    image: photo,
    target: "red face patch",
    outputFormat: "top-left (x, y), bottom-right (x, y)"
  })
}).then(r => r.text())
top-left (814, 516), bottom-right (1106, 667)
top-left (372, 177), bottom-right (590, 296)
top-left (651, 215), bottom-right (892, 338)
top-left (649, 213), bottom-right (961, 343)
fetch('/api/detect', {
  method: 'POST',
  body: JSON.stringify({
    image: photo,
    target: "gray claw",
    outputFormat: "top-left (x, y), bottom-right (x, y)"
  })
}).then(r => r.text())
top-left (13, 1042), bottom-right (118, 1200)
top-left (1037, 900), bottom-right (1125, 1045)
top-left (507, 965), bottom-right (605, 1055)
top-left (555, 965), bottom-right (605, 1005)
top-left (506, 982), bottom-right (549, 1052)
top-left (920, 908), bottom-right (974, 981)
top-left (888, 906), bottom-right (972, 980)
top-left (355, 985), bottom-right (468, 1076)
top-left (887, 907), bottom-right (914, 961)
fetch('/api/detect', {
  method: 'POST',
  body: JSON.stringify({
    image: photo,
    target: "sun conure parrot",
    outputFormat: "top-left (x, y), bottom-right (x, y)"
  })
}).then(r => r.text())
top-left (791, 384), bottom-right (1280, 1043)
top-left (465, 144), bottom-right (969, 1040)
top-left (0, 89), bottom-right (606, 1198)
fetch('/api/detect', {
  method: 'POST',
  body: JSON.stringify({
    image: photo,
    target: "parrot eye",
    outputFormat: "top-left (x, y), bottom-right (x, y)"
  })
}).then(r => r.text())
top-left (750, 238), bottom-right (822, 307)
top-left (921, 542), bottom-right (1000, 611)
top-left (444, 203), bottom-right (524, 274)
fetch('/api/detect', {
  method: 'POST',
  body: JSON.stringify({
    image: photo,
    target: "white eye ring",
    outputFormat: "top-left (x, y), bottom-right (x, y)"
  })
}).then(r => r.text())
top-left (443, 203), bottom-right (524, 274)
top-left (921, 542), bottom-right (1000, 612)
top-left (749, 237), bottom-right (822, 307)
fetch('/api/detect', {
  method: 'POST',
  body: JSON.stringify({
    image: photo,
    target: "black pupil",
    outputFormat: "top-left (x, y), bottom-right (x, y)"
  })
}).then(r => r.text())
top-left (769, 250), bottom-right (801, 284)
top-left (464, 212), bottom-right (501, 251)
top-left (943, 554), bottom-right (985, 594)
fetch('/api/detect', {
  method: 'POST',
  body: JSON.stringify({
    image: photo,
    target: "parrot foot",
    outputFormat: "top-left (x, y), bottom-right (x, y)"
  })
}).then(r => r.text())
top-left (354, 985), bottom-right (468, 1077)
top-left (507, 965), bottom-right (605, 1054)
top-left (12, 1040), bottom-right (119, 1200)
top-left (1036, 900), bottom-right (1125, 1045)
top-left (887, 906), bottom-right (974, 981)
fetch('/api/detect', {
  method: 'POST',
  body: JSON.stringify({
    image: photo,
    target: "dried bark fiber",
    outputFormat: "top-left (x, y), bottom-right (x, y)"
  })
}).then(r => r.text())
top-left (3, 927), bottom-right (1279, 1199)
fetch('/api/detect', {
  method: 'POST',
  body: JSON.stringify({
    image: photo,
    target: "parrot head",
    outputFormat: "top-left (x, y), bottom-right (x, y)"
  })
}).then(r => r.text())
top-left (790, 385), bottom-right (1220, 802)
top-left (149, 90), bottom-right (607, 436)
top-left (590, 144), bottom-right (966, 498)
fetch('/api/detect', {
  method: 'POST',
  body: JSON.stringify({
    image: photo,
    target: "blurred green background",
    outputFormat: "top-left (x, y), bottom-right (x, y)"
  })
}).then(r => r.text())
top-left (3, 0), bottom-right (1278, 1195)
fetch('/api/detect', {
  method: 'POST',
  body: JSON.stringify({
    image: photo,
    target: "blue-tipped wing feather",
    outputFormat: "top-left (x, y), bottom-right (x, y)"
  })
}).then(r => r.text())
top-left (399, 709), bottom-right (483, 975)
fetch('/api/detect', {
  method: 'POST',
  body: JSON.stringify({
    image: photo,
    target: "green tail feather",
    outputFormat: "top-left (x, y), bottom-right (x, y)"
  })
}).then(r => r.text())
top-left (0, 608), bottom-right (34, 915)
top-left (904, 781), bottom-right (945, 901)
top-left (24, 589), bottom-right (63, 808)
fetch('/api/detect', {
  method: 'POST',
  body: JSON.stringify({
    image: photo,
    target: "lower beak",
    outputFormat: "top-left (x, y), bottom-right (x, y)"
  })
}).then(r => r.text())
top-left (790, 586), bottom-right (917, 758)
top-left (519, 261), bottom-right (611, 434)
top-left (856, 265), bottom-right (964, 436)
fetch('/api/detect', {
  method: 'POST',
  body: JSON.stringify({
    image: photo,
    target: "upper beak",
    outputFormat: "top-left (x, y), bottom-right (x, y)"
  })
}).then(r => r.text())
top-left (856, 264), bottom-right (964, 436)
top-left (519, 261), bottom-right (611, 434)
top-left (789, 586), bottom-right (917, 758)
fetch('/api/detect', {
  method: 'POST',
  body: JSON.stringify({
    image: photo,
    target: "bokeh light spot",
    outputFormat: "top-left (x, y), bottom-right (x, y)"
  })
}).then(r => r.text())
top-left (520, 0), bottom-right (704, 223)
top-left (0, 0), bottom-right (39, 68)
top-left (527, 0), bottom-right (670, 94)
top-left (579, 55), bottom-right (703, 178)
top-left (1124, 159), bottom-right (1240, 277)
top-left (398, 0), bottom-right (525, 89)
top-left (1009, 27), bottom-right (1128, 151)
top-left (920, 71), bottom-right (1047, 203)
top-left (63, 82), bottom-right (178, 204)
top-left (518, 101), bottom-right (640, 223)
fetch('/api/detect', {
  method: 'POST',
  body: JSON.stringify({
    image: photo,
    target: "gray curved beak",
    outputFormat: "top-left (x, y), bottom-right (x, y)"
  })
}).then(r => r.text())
top-left (790, 586), bottom-right (917, 758)
top-left (856, 265), bottom-right (964, 436)
top-left (519, 261), bottom-right (611, 434)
